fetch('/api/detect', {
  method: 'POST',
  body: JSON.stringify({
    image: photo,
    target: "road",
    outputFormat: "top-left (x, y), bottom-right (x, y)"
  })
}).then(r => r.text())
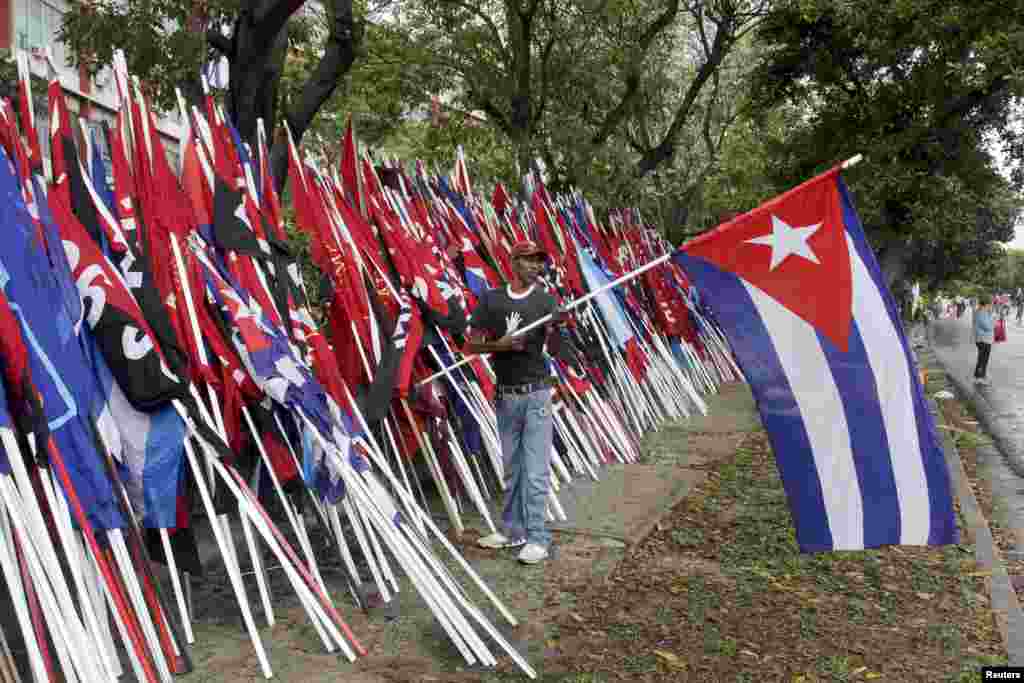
top-left (929, 314), bottom-right (1024, 562)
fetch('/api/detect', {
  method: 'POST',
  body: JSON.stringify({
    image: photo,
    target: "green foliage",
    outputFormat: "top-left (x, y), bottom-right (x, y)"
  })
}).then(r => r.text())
top-left (748, 0), bottom-right (1024, 285)
top-left (990, 247), bottom-right (1024, 293)
top-left (59, 0), bottom-right (239, 111)
top-left (376, 118), bottom-right (518, 190)
top-left (382, 0), bottom-right (766, 235)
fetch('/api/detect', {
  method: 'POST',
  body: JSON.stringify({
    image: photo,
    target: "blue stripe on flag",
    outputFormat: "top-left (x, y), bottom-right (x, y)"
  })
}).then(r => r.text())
top-left (673, 251), bottom-right (833, 551)
top-left (575, 237), bottom-right (634, 349)
top-left (142, 407), bottom-right (187, 528)
top-left (817, 317), bottom-right (901, 547)
top-left (838, 180), bottom-right (957, 545)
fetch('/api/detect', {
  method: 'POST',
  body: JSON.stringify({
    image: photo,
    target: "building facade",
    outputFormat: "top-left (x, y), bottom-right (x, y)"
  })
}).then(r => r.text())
top-left (0, 0), bottom-right (183, 177)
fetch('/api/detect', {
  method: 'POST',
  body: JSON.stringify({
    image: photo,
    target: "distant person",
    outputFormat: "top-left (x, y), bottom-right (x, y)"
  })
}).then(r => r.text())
top-left (973, 295), bottom-right (996, 385)
top-left (1015, 288), bottom-right (1024, 325)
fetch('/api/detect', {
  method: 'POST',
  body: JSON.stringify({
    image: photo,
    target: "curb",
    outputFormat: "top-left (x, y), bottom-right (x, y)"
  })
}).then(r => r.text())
top-left (916, 342), bottom-right (1024, 665)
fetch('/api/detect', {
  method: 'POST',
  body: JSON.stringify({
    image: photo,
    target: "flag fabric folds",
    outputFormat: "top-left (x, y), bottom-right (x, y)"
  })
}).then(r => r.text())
top-left (673, 167), bottom-right (957, 552)
top-left (0, 148), bottom-right (124, 530)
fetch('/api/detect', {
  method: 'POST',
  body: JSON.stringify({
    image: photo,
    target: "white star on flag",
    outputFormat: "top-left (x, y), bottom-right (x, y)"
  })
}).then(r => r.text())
top-left (746, 215), bottom-right (822, 270)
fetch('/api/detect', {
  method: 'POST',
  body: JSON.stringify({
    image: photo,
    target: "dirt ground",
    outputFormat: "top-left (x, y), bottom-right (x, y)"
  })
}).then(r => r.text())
top-left (535, 430), bottom-right (1006, 682)
top-left (167, 379), bottom-right (1008, 683)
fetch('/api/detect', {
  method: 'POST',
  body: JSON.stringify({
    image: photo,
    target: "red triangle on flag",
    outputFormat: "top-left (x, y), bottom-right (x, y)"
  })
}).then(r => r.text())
top-left (684, 170), bottom-right (853, 351)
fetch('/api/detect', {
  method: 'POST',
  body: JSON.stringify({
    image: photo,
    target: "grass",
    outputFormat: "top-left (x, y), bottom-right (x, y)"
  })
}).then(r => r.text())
top-left (546, 425), bottom-right (1007, 682)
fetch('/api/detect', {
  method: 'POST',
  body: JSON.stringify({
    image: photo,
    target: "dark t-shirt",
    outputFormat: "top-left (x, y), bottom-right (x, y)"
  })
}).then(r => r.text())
top-left (469, 285), bottom-right (557, 386)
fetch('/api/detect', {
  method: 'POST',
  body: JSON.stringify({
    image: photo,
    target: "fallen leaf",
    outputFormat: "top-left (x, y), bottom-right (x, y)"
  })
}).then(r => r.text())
top-left (865, 673), bottom-right (882, 680)
top-left (570, 612), bottom-right (584, 623)
top-left (915, 592), bottom-right (934, 599)
top-left (653, 649), bottom-right (683, 664)
top-left (740, 649), bottom-right (759, 658)
top-left (851, 666), bottom-right (867, 675)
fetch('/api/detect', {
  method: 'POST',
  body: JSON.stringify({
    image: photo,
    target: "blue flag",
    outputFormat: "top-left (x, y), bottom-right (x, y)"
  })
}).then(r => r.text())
top-left (573, 234), bottom-right (634, 350)
top-left (0, 152), bottom-right (123, 530)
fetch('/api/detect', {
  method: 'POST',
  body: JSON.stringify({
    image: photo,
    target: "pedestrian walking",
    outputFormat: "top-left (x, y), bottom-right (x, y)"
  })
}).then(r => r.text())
top-left (974, 294), bottom-right (996, 385)
top-left (467, 239), bottom-right (568, 564)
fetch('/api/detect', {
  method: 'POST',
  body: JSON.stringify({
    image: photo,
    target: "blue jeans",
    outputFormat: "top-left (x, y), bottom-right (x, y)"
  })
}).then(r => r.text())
top-left (496, 388), bottom-right (553, 547)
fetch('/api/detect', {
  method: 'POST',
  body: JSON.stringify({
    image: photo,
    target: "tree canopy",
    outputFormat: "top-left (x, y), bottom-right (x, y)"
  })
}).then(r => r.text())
top-left (54, 0), bottom-right (1024, 288)
top-left (747, 0), bottom-right (1024, 285)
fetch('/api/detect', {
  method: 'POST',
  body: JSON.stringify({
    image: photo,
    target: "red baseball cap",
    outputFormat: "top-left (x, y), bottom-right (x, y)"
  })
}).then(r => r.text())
top-left (510, 240), bottom-right (546, 259)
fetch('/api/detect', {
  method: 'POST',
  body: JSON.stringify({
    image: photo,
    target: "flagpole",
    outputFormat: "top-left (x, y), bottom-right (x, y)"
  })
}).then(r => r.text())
top-left (419, 251), bottom-right (674, 385)
top-left (422, 153), bottom-right (863, 389)
top-left (166, 233), bottom-right (273, 677)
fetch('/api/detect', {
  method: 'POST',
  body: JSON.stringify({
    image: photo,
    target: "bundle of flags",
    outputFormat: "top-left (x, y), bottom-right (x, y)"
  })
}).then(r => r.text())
top-left (0, 48), bottom-right (736, 683)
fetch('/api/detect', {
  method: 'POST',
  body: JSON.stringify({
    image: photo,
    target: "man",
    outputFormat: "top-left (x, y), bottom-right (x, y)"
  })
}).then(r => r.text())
top-left (974, 294), bottom-right (996, 385)
top-left (468, 240), bottom-right (565, 564)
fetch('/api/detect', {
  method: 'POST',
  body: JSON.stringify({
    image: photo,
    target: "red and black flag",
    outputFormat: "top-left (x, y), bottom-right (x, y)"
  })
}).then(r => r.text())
top-left (49, 190), bottom-right (188, 410)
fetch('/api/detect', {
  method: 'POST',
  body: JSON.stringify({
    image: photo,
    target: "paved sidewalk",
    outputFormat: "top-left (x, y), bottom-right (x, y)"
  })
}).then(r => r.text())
top-left (928, 319), bottom-right (1024, 564)
top-left (916, 323), bottom-right (1024, 664)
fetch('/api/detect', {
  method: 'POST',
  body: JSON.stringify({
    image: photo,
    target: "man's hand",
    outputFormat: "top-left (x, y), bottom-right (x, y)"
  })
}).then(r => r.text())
top-left (463, 332), bottom-right (526, 355)
top-left (492, 334), bottom-right (527, 352)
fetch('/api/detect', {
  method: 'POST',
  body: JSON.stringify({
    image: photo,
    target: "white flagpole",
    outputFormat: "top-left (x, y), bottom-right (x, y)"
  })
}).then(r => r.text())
top-left (422, 152), bottom-right (865, 388)
top-left (419, 252), bottom-right (674, 385)
top-left (0, 485), bottom-right (47, 683)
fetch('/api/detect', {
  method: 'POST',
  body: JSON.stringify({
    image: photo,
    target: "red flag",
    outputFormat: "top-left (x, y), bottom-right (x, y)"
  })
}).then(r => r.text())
top-left (492, 182), bottom-right (511, 216)
top-left (15, 55), bottom-right (42, 174)
top-left (338, 115), bottom-right (364, 214)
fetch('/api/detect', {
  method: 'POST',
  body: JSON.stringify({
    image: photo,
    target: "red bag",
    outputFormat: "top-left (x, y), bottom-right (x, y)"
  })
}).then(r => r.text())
top-left (996, 317), bottom-right (1007, 342)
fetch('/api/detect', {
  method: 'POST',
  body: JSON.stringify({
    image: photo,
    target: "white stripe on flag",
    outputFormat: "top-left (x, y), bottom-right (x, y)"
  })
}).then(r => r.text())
top-left (847, 236), bottom-right (930, 544)
top-left (744, 281), bottom-right (865, 550)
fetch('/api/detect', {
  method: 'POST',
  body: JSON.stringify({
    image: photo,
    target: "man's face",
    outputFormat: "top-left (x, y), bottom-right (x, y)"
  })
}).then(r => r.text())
top-left (512, 254), bottom-right (546, 284)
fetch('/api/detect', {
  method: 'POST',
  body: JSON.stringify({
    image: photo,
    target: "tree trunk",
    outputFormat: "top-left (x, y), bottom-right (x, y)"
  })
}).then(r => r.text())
top-left (878, 240), bottom-right (909, 289)
top-left (228, 13), bottom-right (288, 150)
top-left (270, 0), bottom-right (362, 191)
top-left (212, 0), bottom-right (362, 192)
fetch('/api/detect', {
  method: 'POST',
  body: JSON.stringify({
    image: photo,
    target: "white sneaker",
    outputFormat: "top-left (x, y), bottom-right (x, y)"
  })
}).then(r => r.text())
top-left (477, 533), bottom-right (526, 549)
top-left (517, 543), bottom-right (549, 564)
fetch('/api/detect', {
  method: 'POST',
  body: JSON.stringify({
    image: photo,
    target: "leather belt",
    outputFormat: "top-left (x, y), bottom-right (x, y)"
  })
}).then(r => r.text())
top-left (496, 381), bottom-right (550, 397)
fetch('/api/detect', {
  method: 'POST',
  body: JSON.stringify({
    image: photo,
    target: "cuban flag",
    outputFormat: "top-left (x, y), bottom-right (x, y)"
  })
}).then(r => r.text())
top-left (673, 166), bottom-right (957, 552)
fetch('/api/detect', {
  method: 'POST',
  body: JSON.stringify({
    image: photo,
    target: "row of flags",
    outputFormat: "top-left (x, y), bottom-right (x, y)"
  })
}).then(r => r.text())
top-left (0, 50), bottom-right (735, 682)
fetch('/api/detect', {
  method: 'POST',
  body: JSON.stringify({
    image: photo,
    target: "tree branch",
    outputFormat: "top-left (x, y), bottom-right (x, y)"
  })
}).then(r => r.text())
top-left (254, 0), bottom-right (308, 42)
top-left (637, 6), bottom-right (735, 176)
top-left (702, 77), bottom-right (718, 157)
top-left (591, 0), bottom-right (680, 146)
top-left (438, 0), bottom-right (508, 62)
top-left (207, 29), bottom-right (234, 58)
top-left (536, 30), bottom-right (558, 127)
top-left (469, 92), bottom-right (514, 137)
top-left (270, 0), bottom-right (362, 190)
